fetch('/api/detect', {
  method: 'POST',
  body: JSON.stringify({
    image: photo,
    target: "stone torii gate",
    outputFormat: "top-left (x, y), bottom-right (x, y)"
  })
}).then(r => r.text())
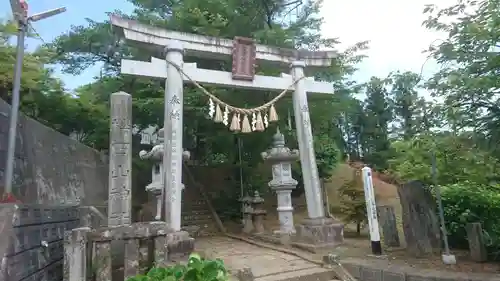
top-left (111, 16), bottom-right (344, 247)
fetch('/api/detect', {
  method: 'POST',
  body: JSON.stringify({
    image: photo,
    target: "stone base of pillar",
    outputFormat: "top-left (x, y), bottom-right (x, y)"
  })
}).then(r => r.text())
top-left (165, 230), bottom-right (195, 264)
top-left (274, 231), bottom-right (294, 246)
top-left (273, 229), bottom-right (296, 235)
top-left (294, 217), bottom-right (344, 252)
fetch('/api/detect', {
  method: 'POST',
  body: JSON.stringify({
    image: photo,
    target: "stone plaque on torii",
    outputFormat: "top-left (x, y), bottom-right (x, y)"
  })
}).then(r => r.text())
top-left (111, 15), bottom-right (344, 247)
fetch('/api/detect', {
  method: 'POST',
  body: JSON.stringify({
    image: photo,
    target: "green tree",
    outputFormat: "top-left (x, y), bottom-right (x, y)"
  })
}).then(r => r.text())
top-left (337, 97), bottom-right (366, 161)
top-left (362, 77), bottom-right (392, 170)
top-left (387, 134), bottom-right (499, 185)
top-left (388, 71), bottom-right (421, 139)
top-left (423, 0), bottom-right (500, 156)
top-left (0, 19), bottom-right (106, 148)
top-left (332, 168), bottom-right (366, 235)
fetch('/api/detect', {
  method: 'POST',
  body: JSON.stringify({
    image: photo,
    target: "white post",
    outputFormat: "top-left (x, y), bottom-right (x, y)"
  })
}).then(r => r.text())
top-left (290, 61), bottom-right (324, 219)
top-left (163, 40), bottom-right (184, 231)
top-left (361, 166), bottom-right (382, 255)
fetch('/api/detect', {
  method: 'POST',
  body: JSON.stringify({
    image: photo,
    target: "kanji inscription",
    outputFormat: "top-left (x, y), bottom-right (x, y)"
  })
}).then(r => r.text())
top-left (232, 37), bottom-right (256, 81)
top-left (108, 92), bottom-right (132, 226)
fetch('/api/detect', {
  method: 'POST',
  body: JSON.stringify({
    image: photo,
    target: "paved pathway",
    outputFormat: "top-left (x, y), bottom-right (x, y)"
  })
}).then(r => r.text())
top-left (195, 236), bottom-right (338, 281)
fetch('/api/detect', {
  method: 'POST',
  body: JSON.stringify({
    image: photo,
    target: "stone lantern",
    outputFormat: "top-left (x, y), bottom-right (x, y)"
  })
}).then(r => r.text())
top-left (139, 128), bottom-right (190, 220)
top-left (261, 128), bottom-right (299, 235)
top-left (250, 191), bottom-right (266, 234)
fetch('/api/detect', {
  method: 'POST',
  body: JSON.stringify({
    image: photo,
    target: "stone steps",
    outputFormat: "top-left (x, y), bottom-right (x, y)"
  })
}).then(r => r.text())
top-left (181, 216), bottom-right (212, 224)
top-left (182, 218), bottom-right (214, 225)
top-left (182, 221), bottom-right (218, 237)
top-left (181, 209), bottom-right (212, 216)
top-left (181, 193), bottom-right (219, 237)
top-left (183, 200), bottom-right (206, 206)
top-left (182, 206), bottom-right (210, 213)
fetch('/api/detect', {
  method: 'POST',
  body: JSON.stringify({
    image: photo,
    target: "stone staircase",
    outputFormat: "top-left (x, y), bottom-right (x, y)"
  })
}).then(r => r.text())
top-left (181, 163), bottom-right (223, 237)
top-left (181, 197), bottom-right (219, 237)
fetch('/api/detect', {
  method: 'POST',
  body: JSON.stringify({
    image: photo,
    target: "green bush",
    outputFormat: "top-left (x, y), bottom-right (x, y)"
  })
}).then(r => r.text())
top-left (440, 182), bottom-right (500, 259)
top-left (127, 253), bottom-right (229, 281)
top-left (330, 168), bottom-right (367, 235)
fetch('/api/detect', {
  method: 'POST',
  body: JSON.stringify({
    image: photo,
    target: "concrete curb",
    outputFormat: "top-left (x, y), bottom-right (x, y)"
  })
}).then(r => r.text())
top-left (340, 260), bottom-right (500, 281)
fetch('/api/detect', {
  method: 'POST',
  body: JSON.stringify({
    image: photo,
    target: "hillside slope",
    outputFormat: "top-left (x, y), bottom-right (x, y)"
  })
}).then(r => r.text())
top-left (325, 163), bottom-right (399, 205)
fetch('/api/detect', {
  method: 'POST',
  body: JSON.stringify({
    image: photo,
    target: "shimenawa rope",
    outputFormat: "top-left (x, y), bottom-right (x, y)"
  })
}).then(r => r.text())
top-left (165, 59), bottom-right (305, 133)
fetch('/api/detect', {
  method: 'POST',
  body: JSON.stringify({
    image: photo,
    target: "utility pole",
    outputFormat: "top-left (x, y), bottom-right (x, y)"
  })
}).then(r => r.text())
top-left (3, 0), bottom-right (66, 198)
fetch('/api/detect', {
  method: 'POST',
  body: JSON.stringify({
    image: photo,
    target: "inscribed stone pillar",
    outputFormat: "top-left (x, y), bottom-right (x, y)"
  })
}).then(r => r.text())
top-left (108, 92), bottom-right (132, 226)
top-left (378, 205), bottom-right (400, 247)
top-left (163, 40), bottom-right (184, 231)
top-left (466, 222), bottom-right (487, 262)
top-left (290, 61), bottom-right (324, 219)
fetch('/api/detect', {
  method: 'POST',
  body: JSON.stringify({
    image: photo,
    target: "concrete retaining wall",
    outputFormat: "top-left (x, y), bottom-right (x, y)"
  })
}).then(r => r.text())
top-left (0, 100), bottom-right (108, 280)
top-left (0, 99), bottom-right (108, 206)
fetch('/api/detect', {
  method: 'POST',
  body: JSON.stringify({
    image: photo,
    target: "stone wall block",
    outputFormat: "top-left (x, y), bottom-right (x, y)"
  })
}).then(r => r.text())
top-left (360, 266), bottom-right (383, 281)
top-left (382, 269), bottom-right (406, 281)
top-left (1, 204), bottom-right (80, 281)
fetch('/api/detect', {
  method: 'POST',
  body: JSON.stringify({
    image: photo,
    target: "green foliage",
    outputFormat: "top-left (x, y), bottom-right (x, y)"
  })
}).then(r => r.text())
top-left (416, 1), bottom-right (500, 258)
top-left (440, 182), bottom-right (500, 258)
top-left (388, 71), bottom-right (441, 138)
top-left (387, 134), bottom-right (499, 186)
top-left (423, 0), bottom-right (500, 156)
top-left (331, 168), bottom-right (367, 234)
top-left (0, 19), bottom-right (109, 150)
top-left (314, 133), bottom-right (341, 179)
top-left (290, 132), bottom-right (340, 196)
top-left (127, 253), bottom-right (229, 281)
top-left (361, 77), bottom-right (392, 170)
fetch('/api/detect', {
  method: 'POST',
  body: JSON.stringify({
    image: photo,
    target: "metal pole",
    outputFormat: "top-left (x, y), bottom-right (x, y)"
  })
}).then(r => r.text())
top-left (431, 152), bottom-right (451, 255)
top-left (3, 19), bottom-right (26, 196)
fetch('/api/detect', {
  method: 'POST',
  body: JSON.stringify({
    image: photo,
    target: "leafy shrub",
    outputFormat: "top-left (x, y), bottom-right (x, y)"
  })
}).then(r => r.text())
top-left (440, 182), bottom-right (500, 259)
top-left (127, 253), bottom-right (229, 281)
top-left (330, 168), bottom-right (367, 235)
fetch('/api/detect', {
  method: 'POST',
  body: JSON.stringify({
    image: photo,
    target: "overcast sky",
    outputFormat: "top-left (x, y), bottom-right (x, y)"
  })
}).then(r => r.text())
top-left (320, 0), bottom-right (455, 83)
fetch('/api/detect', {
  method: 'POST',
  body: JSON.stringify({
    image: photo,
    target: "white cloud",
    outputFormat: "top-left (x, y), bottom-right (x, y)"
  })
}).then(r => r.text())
top-left (319, 0), bottom-right (456, 82)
